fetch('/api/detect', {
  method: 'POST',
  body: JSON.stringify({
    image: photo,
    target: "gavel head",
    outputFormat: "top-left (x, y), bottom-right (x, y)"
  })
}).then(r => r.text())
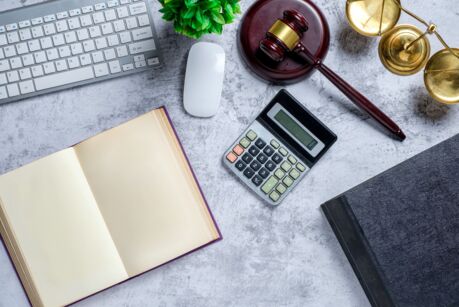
top-left (260, 10), bottom-right (309, 62)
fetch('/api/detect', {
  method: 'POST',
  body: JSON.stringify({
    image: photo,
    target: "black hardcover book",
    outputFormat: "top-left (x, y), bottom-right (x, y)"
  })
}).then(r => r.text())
top-left (322, 134), bottom-right (459, 307)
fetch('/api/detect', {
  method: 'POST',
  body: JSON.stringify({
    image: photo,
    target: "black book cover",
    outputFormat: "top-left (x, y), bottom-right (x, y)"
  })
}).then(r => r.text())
top-left (322, 134), bottom-right (459, 307)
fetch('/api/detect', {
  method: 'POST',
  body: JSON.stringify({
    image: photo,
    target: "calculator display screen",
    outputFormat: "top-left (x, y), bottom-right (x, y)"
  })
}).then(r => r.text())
top-left (274, 110), bottom-right (318, 150)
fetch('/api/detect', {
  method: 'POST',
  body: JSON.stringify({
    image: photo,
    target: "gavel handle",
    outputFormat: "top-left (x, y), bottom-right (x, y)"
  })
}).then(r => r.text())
top-left (296, 44), bottom-right (406, 141)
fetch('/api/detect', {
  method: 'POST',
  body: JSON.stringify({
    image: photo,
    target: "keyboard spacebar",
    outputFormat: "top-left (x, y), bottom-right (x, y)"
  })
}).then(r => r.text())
top-left (35, 67), bottom-right (95, 91)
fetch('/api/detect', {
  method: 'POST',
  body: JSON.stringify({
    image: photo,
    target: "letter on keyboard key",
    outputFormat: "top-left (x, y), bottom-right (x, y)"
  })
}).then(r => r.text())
top-left (19, 80), bottom-right (35, 94)
top-left (132, 27), bottom-right (152, 41)
top-left (35, 67), bottom-right (94, 90)
top-left (94, 63), bottom-right (109, 77)
top-left (129, 39), bottom-right (156, 54)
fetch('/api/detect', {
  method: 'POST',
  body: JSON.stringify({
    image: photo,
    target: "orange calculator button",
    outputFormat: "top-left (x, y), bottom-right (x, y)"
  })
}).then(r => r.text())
top-left (233, 145), bottom-right (244, 156)
top-left (226, 152), bottom-right (238, 163)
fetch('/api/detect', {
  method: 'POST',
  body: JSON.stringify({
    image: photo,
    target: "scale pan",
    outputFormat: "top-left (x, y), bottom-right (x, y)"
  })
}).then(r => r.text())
top-left (346, 0), bottom-right (401, 36)
top-left (424, 48), bottom-right (459, 104)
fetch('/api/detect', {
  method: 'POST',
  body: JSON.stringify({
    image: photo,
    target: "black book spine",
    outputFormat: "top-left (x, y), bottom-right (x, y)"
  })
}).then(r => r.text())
top-left (321, 197), bottom-right (395, 307)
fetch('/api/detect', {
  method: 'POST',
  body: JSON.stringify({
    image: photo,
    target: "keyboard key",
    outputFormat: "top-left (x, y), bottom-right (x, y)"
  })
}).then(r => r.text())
top-left (46, 48), bottom-right (59, 60)
top-left (19, 68), bottom-right (31, 80)
top-left (269, 191), bottom-right (280, 202)
top-left (82, 6), bottom-right (94, 13)
top-left (101, 23), bottom-right (114, 35)
top-left (122, 63), bottom-right (134, 71)
top-left (251, 175), bottom-right (263, 187)
top-left (0, 34), bottom-right (7, 46)
top-left (6, 23), bottom-right (18, 31)
top-left (226, 152), bottom-right (237, 163)
top-left (0, 60), bottom-right (11, 72)
top-left (104, 48), bottom-right (116, 60)
top-left (108, 0), bottom-right (119, 7)
top-left (261, 176), bottom-right (278, 194)
top-left (108, 60), bottom-right (121, 73)
top-left (57, 11), bottom-right (69, 19)
top-left (68, 18), bottom-right (81, 30)
top-left (55, 59), bottom-right (68, 71)
top-left (19, 80), bottom-right (34, 94)
top-left (241, 153), bottom-right (253, 164)
top-left (93, 12), bottom-right (105, 24)
top-left (94, 63), bottom-right (109, 77)
top-left (288, 155), bottom-right (297, 164)
top-left (119, 31), bottom-right (131, 43)
top-left (263, 145), bottom-right (274, 156)
top-left (0, 26), bottom-right (4, 34)
top-left (239, 137), bottom-right (250, 148)
top-left (89, 26), bottom-right (102, 38)
top-left (250, 161), bottom-right (261, 171)
top-left (43, 24), bottom-right (56, 35)
top-left (95, 3), bottom-right (107, 10)
top-left (296, 163), bottom-right (306, 172)
top-left (134, 60), bottom-right (146, 68)
top-left (31, 18), bottom-right (44, 26)
top-left (138, 14), bottom-right (150, 27)
top-left (69, 9), bottom-right (82, 17)
top-left (43, 15), bottom-right (56, 22)
top-left (77, 28), bottom-right (90, 40)
top-left (52, 34), bottom-right (65, 46)
top-left (0, 86), bottom-right (7, 99)
top-left (117, 6), bottom-right (129, 18)
top-left (132, 26), bottom-right (153, 41)
top-left (67, 56), bottom-right (80, 69)
top-left (274, 169), bottom-right (285, 179)
top-left (31, 65), bottom-right (44, 77)
top-left (39, 37), bottom-right (53, 49)
top-left (65, 31), bottom-right (77, 43)
top-left (246, 130), bottom-right (257, 141)
top-left (265, 160), bottom-right (276, 171)
top-left (35, 66), bottom-right (94, 90)
top-left (258, 167), bottom-right (269, 179)
top-left (19, 20), bottom-right (31, 28)
top-left (19, 28), bottom-right (32, 40)
top-left (0, 48), bottom-right (3, 59)
top-left (56, 20), bottom-right (68, 32)
top-left (71, 42), bottom-right (84, 55)
top-left (248, 145), bottom-right (260, 156)
top-left (233, 144), bottom-right (244, 156)
top-left (272, 153), bottom-right (283, 164)
top-left (113, 20), bottom-right (126, 32)
top-left (7, 70), bottom-right (19, 82)
top-left (105, 9), bottom-right (117, 21)
top-left (283, 176), bottom-right (294, 187)
top-left (7, 32), bottom-right (20, 44)
top-left (257, 153), bottom-right (268, 164)
top-left (43, 62), bottom-right (55, 74)
top-left (126, 17), bottom-right (138, 29)
top-left (79, 54), bottom-right (92, 66)
top-left (290, 169), bottom-right (300, 180)
top-left (255, 138), bottom-right (266, 149)
top-left (10, 57), bottom-right (22, 69)
top-left (235, 160), bottom-right (246, 171)
top-left (281, 161), bottom-right (292, 172)
top-left (129, 2), bottom-right (147, 15)
top-left (92, 51), bottom-right (104, 63)
top-left (243, 168), bottom-right (255, 179)
top-left (21, 54), bottom-right (34, 66)
top-left (31, 26), bottom-right (44, 38)
top-left (16, 43), bottom-right (29, 55)
top-left (0, 73), bottom-right (7, 84)
top-left (147, 57), bottom-right (159, 66)
top-left (95, 37), bottom-right (108, 49)
top-left (7, 83), bottom-right (20, 96)
top-left (27, 39), bottom-right (40, 52)
top-left (276, 183), bottom-right (287, 194)
top-left (80, 15), bottom-right (93, 27)
top-left (279, 147), bottom-right (288, 156)
top-left (83, 40), bottom-right (96, 52)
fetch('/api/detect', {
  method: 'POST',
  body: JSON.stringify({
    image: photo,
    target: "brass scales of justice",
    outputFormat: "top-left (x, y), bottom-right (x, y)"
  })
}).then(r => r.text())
top-left (346, 0), bottom-right (459, 104)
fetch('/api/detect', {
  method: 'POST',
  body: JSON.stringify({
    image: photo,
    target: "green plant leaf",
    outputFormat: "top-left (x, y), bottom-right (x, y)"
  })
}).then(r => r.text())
top-left (211, 12), bottom-right (225, 24)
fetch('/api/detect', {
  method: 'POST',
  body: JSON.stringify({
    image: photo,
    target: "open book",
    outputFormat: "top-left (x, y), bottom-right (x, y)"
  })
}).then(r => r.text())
top-left (0, 107), bottom-right (221, 307)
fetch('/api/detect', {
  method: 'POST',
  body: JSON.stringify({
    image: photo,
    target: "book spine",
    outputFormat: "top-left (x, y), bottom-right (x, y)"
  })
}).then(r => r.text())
top-left (321, 197), bottom-right (395, 307)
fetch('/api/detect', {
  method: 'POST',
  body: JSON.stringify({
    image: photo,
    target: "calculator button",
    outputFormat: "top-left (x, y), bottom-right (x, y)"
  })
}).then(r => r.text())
top-left (241, 153), bottom-right (253, 164)
top-left (255, 138), bottom-right (266, 149)
top-left (288, 155), bottom-right (297, 164)
top-left (258, 167), bottom-right (269, 179)
top-left (252, 175), bottom-right (263, 186)
top-left (250, 161), bottom-right (261, 171)
top-left (248, 145), bottom-right (260, 156)
top-left (261, 176), bottom-right (278, 194)
top-left (240, 137), bottom-right (251, 148)
top-left (233, 144), bottom-right (244, 156)
top-left (281, 161), bottom-right (292, 172)
top-left (270, 139), bottom-right (280, 149)
top-left (297, 163), bottom-right (306, 172)
top-left (276, 183), bottom-right (287, 194)
top-left (274, 169), bottom-right (285, 179)
top-left (235, 160), bottom-right (246, 171)
top-left (279, 147), bottom-right (288, 156)
top-left (246, 130), bottom-right (257, 141)
top-left (263, 146), bottom-right (274, 156)
top-left (272, 153), bottom-right (283, 164)
top-left (257, 153), bottom-right (268, 164)
top-left (243, 168), bottom-right (255, 179)
top-left (290, 169), bottom-right (300, 179)
top-left (283, 176), bottom-right (294, 187)
top-left (226, 152), bottom-right (237, 163)
top-left (265, 160), bottom-right (276, 171)
top-left (269, 191), bottom-right (280, 202)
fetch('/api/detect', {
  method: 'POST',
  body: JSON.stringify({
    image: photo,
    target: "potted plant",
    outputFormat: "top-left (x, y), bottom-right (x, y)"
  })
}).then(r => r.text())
top-left (159, 0), bottom-right (241, 39)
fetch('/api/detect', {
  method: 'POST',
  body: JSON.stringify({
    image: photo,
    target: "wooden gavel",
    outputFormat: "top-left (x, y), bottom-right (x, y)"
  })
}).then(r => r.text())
top-left (260, 10), bottom-right (406, 141)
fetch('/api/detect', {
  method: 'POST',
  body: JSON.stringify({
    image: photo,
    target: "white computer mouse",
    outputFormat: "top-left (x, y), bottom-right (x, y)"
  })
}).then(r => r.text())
top-left (184, 42), bottom-right (225, 117)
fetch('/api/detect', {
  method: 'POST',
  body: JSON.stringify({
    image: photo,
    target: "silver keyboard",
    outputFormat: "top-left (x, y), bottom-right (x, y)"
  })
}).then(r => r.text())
top-left (0, 0), bottom-right (162, 105)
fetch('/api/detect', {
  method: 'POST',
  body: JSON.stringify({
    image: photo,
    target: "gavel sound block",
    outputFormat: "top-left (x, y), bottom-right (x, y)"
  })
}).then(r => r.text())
top-left (238, 0), bottom-right (330, 84)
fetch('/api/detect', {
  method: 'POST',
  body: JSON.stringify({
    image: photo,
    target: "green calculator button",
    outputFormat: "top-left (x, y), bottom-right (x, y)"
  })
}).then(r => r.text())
top-left (288, 155), bottom-right (297, 164)
top-left (281, 161), bottom-right (292, 172)
top-left (279, 147), bottom-right (288, 156)
top-left (283, 176), bottom-right (294, 187)
top-left (261, 176), bottom-right (278, 194)
top-left (240, 137), bottom-right (251, 148)
top-left (246, 130), bottom-right (257, 141)
top-left (270, 140), bottom-right (280, 149)
top-left (290, 169), bottom-right (300, 180)
top-left (270, 191), bottom-right (280, 202)
top-left (276, 183), bottom-right (287, 194)
top-left (296, 163), bottom-right (306, 172)
top-left (274, 169), bottom-right (285, 179)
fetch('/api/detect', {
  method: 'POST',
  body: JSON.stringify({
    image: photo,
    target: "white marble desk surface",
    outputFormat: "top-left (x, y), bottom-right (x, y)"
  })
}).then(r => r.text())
top-left (0, 0), bottom-right (457, 306)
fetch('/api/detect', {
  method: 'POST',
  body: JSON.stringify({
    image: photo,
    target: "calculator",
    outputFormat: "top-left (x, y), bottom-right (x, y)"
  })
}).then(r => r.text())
top-left (223, 90), bottom-right (337, 205)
